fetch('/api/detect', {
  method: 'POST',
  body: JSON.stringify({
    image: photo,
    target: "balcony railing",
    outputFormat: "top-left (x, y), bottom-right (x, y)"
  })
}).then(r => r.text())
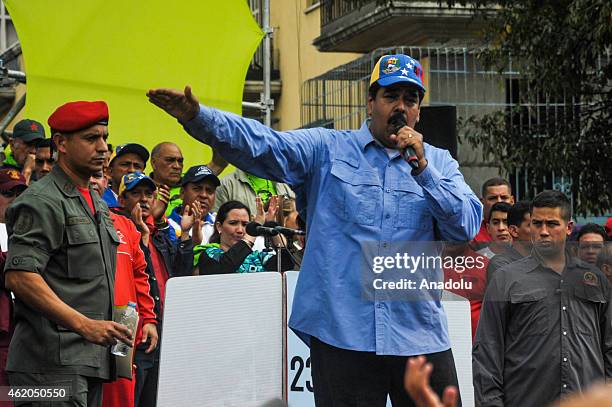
top-left (320, 0), bottom-right (369, 27)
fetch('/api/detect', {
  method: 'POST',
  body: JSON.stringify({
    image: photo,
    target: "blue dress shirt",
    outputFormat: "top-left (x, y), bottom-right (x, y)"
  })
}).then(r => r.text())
top-left (183, 106), bottom-right (482, 355)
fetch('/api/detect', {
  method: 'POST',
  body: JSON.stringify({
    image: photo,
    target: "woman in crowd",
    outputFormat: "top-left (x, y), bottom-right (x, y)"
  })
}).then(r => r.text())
top-left (194, 200), bottom-right (294, 275)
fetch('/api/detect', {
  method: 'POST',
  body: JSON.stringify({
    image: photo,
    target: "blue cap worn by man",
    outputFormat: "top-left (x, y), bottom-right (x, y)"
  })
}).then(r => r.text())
top-left (369, 54), bottom-right (426, 92)
top-left (147, 53), bottom-right (481, 406)
top-left (118, 171), bottom-right (157, 196)
top-left (103, 143), bottom-right (150, 208)
top-left (167, 165), bottom-right (219, 244)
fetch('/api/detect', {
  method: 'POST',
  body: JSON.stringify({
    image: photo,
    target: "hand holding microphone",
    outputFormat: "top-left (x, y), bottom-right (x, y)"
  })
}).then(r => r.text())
top-left (389, 112), bottom-right (426, 172)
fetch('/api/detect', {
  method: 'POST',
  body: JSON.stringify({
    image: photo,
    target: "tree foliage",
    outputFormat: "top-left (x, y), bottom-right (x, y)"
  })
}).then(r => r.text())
top-left (351, 0), bottom-right (611, 215)
top-left (452, 0), bottom-right (612, 215)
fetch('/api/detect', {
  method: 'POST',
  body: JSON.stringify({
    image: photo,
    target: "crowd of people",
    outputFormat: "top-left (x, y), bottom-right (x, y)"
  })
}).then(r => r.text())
top-left (0, 103), bottom-right (300, 407)
top-left (0, 52), bottom-right (609, 407)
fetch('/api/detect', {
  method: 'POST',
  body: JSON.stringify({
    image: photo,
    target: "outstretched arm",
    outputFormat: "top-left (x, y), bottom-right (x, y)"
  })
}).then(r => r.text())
top-left (147, 86), bottom-right (328, 187)
top-left (147, 86), bottom-right (200, 124)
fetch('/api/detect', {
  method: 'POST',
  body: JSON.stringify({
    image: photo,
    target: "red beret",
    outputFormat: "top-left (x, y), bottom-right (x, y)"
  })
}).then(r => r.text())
top-left (48, 101), bottom-right (109, 133)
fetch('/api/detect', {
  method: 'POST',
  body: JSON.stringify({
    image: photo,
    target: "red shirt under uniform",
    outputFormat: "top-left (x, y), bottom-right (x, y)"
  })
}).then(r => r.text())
top-left (77, 186), bottom-right (95, 214)
top-left (102, 212), bottom-right (156, 407)
top-left (443, 247), bottom-right (489, 340)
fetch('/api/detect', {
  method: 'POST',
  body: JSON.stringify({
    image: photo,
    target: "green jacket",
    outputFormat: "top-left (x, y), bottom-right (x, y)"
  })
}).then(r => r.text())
top-left (5, 165), bottom-right (119, 378)
top-left (1, 149), bottom-right (21, 170)
top-left (213, 168), bottom-right (295, 216)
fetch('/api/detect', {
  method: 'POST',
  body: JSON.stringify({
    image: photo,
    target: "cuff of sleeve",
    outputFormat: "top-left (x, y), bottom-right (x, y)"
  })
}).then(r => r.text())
top-left (182, 105), bottom-right (215, 140)
top-left (4, 245), bottom-right (49, 273)
top-left (143, 318), bottom-right (158, 326)
top-left (412, 163), bottom-right (442, 190)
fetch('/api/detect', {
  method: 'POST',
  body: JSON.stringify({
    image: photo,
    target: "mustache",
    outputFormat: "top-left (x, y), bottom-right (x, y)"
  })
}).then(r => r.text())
top-left (388, 112), bottom-right (407, 130)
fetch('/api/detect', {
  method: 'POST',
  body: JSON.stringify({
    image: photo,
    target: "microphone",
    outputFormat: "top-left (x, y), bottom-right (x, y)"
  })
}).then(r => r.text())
top-left (273, 226), bottom-right (306, 236)
top-left (246, 221), bottom-right (279, 237)
top-left (389, 112), bottom-right (419, 170)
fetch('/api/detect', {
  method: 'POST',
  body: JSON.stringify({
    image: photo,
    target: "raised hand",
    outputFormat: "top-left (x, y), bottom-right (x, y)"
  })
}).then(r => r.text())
top-left (150, 184), bottom-right (171, 222)
top-left (22, 153), bottom-right (37, 184)
top-left (180, 204), bottom-right (194, 233)
top-left (404, 356), bottom-right (458, 407)
top-left (190, 202), bottom-right (204, 245)
top-left (265, 195), bottom-right (280, 223)
top-left (254, 196), bottom-right (265, 225)
top-left (147, 86), bottom-right (200, 123)
top-left (131, 203), bottom-right (150, 244)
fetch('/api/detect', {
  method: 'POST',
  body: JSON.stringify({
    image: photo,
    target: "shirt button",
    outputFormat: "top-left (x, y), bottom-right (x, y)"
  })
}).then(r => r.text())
top-left (563, 357), bottom-right (567, 362)
top-left (155, 296), bottom-right (160, 301)
top-left (562, 306), bottom-right (567, 311)
top-left (377, 304), bottom-right (384, 309)
top-left (385, 188), bottom-right (391, 193)
top-left (560, 280), bottom-right (564, 283)
top-left (563, 331), bottom-right (567, 336)
top-left (385, 214), bottom-right (390, 219)
top-left (563, 384), bottom-right (567, 389)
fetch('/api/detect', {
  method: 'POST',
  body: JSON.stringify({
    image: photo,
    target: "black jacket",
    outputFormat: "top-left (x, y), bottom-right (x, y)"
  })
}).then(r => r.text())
top-left (141, 223), bottom-right (194, 323)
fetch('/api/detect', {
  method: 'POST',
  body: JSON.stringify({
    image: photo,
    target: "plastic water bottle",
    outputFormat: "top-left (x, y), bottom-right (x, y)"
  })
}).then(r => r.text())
top-left (111, 301), bottom-right (137, 357)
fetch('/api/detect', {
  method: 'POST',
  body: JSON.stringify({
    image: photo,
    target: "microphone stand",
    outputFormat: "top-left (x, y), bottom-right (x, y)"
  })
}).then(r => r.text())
top-left (262, 233), bottom-right (283, 273)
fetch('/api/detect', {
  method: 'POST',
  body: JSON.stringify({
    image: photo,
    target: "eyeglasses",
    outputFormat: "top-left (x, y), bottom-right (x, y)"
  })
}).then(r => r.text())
top-left (0, 189), bottom-right (24, 198)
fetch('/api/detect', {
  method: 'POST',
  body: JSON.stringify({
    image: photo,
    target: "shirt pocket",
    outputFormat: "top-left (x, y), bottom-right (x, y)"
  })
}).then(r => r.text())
top-left (509, 289), bottom-right (549, 337)
top-left (573, 285), bottom-right (605, 336)
top-left (105, 222), bottom-right (121, 247)
top-left (330, 160), bottom-right (381, 226)
top-left (57, 311), bottom-right (104, 368)
top-left (394, 183), bottom-right (431, 230)
top-left (66, 224), bottom-right (104, 279)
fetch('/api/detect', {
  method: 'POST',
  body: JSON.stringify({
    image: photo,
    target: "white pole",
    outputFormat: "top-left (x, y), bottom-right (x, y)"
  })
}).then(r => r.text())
top-left (262, 0), bottom-right (272, 126)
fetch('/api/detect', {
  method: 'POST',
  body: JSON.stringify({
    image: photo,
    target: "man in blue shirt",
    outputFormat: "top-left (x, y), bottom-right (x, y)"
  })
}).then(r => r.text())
top-left (147, 54), bottom-right (481, 406)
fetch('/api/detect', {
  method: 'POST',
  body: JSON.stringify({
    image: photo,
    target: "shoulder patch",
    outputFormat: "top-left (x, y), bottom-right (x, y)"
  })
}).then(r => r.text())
top-left (583, 271), bottom-right (599, 287)
top-left (13, 211), bottom-right (33, 234)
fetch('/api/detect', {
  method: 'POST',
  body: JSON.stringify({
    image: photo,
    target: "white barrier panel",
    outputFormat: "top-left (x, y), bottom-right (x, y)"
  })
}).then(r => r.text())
top-left (286, 272), bottom-right (474, 407)
top-left (441, 290), bottom-right (475, 407)
top-left (158, 274), bottom-right (283, 407)
top-left (285, 271), bottom-right (314, 406)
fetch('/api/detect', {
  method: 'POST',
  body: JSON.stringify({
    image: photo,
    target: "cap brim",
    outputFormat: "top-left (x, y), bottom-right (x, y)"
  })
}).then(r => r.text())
top-left (112, 144), bottom-right (150, 163)
top-left (17, 133), bottom-right (45, 143)
top-left (0, 181), bottom-right (27, 191)
top-left (126, 177), bottom-right (157, 192)
top-left (377, 76), bottom-right (426, 93)
top-left (181, 174), bottom-right (221, 187)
